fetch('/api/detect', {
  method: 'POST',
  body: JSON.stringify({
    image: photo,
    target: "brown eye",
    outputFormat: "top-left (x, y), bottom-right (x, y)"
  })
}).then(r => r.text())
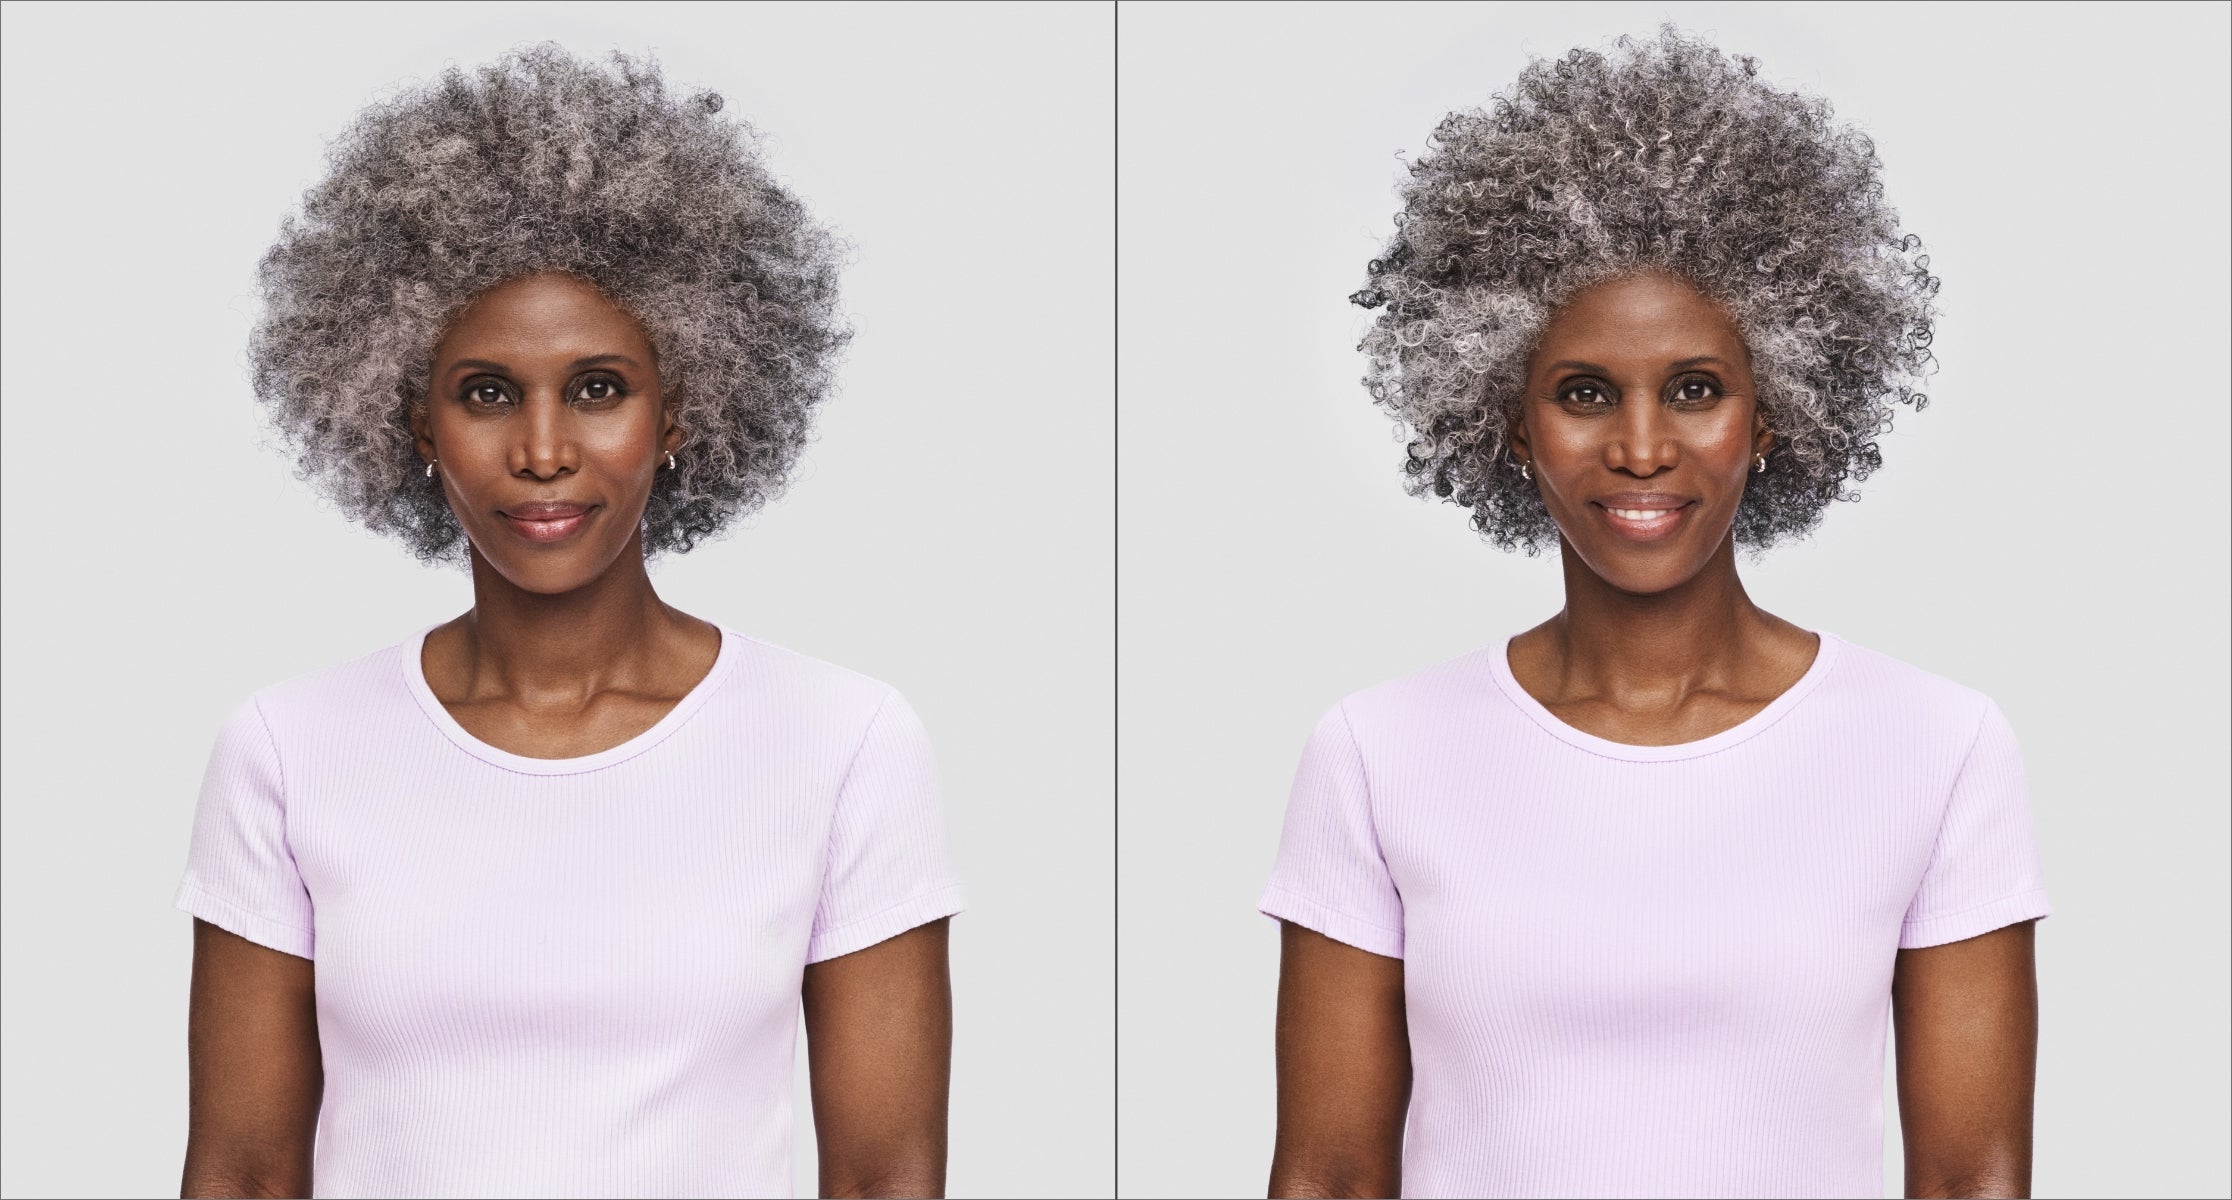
top-left (464, 381), bottom-right (510, 406)
top-left (1672, 377), bottom-right (1720, 404)
top-left (574, 375), bottom-right (625, 403)
top-left (1561, 382), bottom-right (1611, 406)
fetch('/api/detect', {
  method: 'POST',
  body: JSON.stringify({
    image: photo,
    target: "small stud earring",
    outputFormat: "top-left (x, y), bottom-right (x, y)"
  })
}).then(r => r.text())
top-left (1754, 453), bottom-right (1767, 474)
top-left (1519, 460), bottom-right (1531, 482)
top-left (425, 460), bottom-right (436, 479)
top-left (666, 451), bottom-right (678, 471)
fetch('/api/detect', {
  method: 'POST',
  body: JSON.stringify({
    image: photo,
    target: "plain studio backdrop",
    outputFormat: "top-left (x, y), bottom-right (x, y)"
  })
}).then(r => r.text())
top-left (1117, 2), bottom-right (2229, 1198)
top-left (0, 3), bottom-right (1111, 1198)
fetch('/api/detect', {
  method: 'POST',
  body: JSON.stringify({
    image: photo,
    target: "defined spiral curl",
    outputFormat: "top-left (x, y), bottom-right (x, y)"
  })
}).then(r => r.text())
top-left (1353, 26), bottom-right (1939, 553)
top-left (251, 44), bottom-right (848, 562)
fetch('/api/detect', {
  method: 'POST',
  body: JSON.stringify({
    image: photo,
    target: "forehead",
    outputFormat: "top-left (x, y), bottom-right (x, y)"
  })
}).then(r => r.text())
top-left (434, 273), bottom-right (651, 360)
top-left (1532, 273), bottom-right (1746, 368)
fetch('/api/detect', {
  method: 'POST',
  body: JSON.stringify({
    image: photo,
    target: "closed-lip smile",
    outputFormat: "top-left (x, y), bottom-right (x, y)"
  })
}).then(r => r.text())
top-left (499, 501), bottom-right (597, 543)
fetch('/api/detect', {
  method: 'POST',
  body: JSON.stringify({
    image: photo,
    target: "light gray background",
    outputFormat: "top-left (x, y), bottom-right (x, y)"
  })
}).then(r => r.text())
top-left (1117, 2), bottom-right (2230, 1197)
top-left (0, 3), bottom-right (1111, 1197)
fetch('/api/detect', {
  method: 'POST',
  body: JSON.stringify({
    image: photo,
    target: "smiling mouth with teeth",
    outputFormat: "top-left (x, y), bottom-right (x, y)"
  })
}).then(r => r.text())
top-left (1606, 507), bottom-right (1682, 520)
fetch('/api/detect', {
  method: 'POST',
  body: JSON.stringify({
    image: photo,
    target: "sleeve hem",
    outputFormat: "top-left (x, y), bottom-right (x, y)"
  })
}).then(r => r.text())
top-left (174, 880), bottom-right (314, 960)
top-left (1899, 887), bottom-right (2051, 949)
top-left (807, 882), bottom-right (965, 964)
top-left (1259, 883), bottom-right (1404, 960)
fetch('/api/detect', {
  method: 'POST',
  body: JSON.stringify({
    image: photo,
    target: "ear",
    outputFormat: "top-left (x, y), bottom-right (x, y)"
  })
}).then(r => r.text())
top-left (660, 408), bottom-right (685, 457)
top-left (1506, 402), bottom-right (1532, 467)
top-left (409, 400), bottom-right (436, 467)
top-left (1752, 407), bottom-right (1775, 459)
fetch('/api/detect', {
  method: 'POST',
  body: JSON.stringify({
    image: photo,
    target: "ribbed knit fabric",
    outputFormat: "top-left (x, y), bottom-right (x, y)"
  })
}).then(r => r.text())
top-left (1260, 630), bottom-right (2051, 1199)
top-left (174, 625), bottom-right (965, 1199)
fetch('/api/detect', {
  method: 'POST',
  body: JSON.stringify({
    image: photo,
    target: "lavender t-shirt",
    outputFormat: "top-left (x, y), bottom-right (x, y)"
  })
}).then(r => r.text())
top-left (175, 626), bottom-right (965, 1199)
top-left (1260, 630), bottom-right (2051, 1199)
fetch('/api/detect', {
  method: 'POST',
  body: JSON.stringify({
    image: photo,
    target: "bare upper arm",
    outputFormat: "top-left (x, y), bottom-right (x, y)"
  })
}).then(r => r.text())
top-left (183, 918), bottom-right (322, 1199)
top-left (1891, 919), bottom-right (2039, 1199)
top-left (801, 917), bottom-right (953, 1200)
top-left (1269, 920), bottom-right (1409, 1199)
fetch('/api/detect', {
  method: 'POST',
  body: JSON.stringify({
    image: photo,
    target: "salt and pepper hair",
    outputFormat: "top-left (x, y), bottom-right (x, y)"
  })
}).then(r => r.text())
top-left (252, 43), bottom-right (847, 562)
top-left (1352, 26), bottom-right (1941, 553)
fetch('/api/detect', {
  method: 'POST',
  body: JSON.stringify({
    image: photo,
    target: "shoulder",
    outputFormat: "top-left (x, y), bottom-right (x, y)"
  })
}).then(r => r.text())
top-left (1817, 633), bottom-right (1997, 722)
top-left (186, 635), bottom-right (423, 780)
top-left (1311, 644), bottom-right (1509, 750)
top-left (231, 634), bottom-right (420, 736)
top-left (713, 629), bottom-right (912, 730)
top-left (1803, 628), bottom-right (2017, 771)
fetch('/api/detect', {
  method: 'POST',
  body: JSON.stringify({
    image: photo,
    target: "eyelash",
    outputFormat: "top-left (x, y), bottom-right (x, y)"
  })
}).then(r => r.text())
top-left (458, 373), bottom-right (630, 408)
top-left (1555, 375), bottom-right (1723, 407)
top-left (1558, 382), bottom-right (1613, 407)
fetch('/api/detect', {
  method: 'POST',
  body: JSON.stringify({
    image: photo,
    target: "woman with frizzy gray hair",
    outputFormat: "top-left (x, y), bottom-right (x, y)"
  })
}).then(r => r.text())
top-left (1262, 27), bottom-right (2047, 1199)
top-left (175, 45), bottom-right (962, 1199)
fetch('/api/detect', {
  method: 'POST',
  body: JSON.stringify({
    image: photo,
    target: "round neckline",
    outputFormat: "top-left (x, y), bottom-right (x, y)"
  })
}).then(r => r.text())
top-left (401, 622), bottom-right (738, 776)
top-left (1486, 629), bottom-right (1842, 762)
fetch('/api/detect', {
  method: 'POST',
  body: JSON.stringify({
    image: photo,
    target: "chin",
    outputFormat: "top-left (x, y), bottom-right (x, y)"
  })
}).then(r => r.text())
top-left (468, 537), bottom-right (625, 596)
top-left (1601, 567), bottom-right (1700, 597)
top-left (1568, 538), bottom-right (1716, 597)
top-left (503, 567), bottom-right (604, 596)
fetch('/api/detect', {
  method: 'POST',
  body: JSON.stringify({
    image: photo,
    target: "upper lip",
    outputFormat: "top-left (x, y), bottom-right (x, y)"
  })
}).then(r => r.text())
top-left (1593, 493), bottom-right (1694, 510)
top-left (501, 501), bottom-right (593, 520)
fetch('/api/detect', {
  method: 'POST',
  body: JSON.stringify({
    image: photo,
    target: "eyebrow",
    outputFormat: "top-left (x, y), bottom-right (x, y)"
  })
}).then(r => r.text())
top-left (445, 353), bottom-right (642, 376)
top-left (1540, 356), bottom-right (1734, 375)
top-left (1541, 359), bottom-right (1611, 376)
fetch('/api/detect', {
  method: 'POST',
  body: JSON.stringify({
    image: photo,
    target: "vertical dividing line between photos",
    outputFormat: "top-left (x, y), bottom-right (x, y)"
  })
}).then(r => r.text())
top-left (1109, 1), bottom-right (1122, 1196)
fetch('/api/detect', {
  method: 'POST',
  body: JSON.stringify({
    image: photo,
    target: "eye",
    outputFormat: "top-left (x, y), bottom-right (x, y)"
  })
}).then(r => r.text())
top-left (1558, 381), bottom-right (1613, 407)
top-left (572, 373), bottom-right (627, 404)
top-left (1670, 375), bottom-right (1722, 405)
top-left (462, 379), bottom-right (512, 407)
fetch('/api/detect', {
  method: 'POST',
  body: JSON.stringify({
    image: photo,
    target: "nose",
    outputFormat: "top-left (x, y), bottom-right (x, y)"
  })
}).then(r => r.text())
top-left (1603, 395), bottom-right (1677, 478)
top-left (512, 388), bottom-right (578, 481)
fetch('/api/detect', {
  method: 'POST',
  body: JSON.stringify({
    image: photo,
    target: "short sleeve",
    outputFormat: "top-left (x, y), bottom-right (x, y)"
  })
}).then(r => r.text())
top-left (173, 699), bottom-right (316, 959)
top-left (808, 688), bottom-right (966, 963)
top-left (1899, 699), bottom-right (2052, 949)
top-left (1258, 702), bottom-right (1405, 959)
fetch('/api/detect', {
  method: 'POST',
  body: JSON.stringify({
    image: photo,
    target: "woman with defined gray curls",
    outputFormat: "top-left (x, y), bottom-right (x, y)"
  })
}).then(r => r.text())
top-left (1260, 29), bottom-right (2050, 1199)
top-left (175, 46), bottom-right (963, 1198)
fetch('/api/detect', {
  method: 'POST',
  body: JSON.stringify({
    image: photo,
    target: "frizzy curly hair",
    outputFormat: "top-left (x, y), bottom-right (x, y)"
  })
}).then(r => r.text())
top-left (251, 43), bottom-right (848, 562)
top-left (1351, 25), bottom-right (1940, 554)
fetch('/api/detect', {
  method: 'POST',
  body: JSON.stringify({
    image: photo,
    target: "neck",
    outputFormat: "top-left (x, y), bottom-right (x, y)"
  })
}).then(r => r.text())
top-left (1544, 531), bottom-right (1768, 696)
top-left (454, 530), bottom-right (678, 697)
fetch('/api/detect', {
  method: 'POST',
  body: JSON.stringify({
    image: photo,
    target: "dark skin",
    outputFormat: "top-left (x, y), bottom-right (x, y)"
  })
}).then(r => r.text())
top-left (182, 272), bottom-right (953, 1200)
top-left (1270, 273), bottom-right (2038, 1199)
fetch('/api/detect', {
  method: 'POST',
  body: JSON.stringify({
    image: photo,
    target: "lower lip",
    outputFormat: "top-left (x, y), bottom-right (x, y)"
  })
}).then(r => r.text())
top-left (1596, 502), bottom-right (1694, 543)
top-left (502, 509), bottom-right (594, 543)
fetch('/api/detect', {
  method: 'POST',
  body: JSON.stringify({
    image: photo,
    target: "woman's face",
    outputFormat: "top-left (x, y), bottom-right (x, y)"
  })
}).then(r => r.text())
top-left (1513, 272), bottom-right (1771, 596)
top-left (413, 272), bottom-right (679, 595)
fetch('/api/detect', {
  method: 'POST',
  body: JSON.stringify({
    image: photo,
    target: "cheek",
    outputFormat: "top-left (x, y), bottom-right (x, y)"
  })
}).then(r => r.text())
top-left (424, 410), bottom-right (505, 469)
top-left (1693, 403), bottom-right (1762, 462)
top-left (1531, 413), bottom-right (1598, 457)
top-left (421, 398), bottom-right (664, 480)
top-left (1693, 418), bottom-right (1754, 458)
top-left (580, 409), bottom-right (667, 475)
top-left (582, 424), bottom-right (647, 459)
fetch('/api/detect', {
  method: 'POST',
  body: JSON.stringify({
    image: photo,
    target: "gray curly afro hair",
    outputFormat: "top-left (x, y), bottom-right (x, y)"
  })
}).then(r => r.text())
top-left (252, 43), bottom-right (847, 562)
top-left (1352, 26), bottom-right (1940, 553)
